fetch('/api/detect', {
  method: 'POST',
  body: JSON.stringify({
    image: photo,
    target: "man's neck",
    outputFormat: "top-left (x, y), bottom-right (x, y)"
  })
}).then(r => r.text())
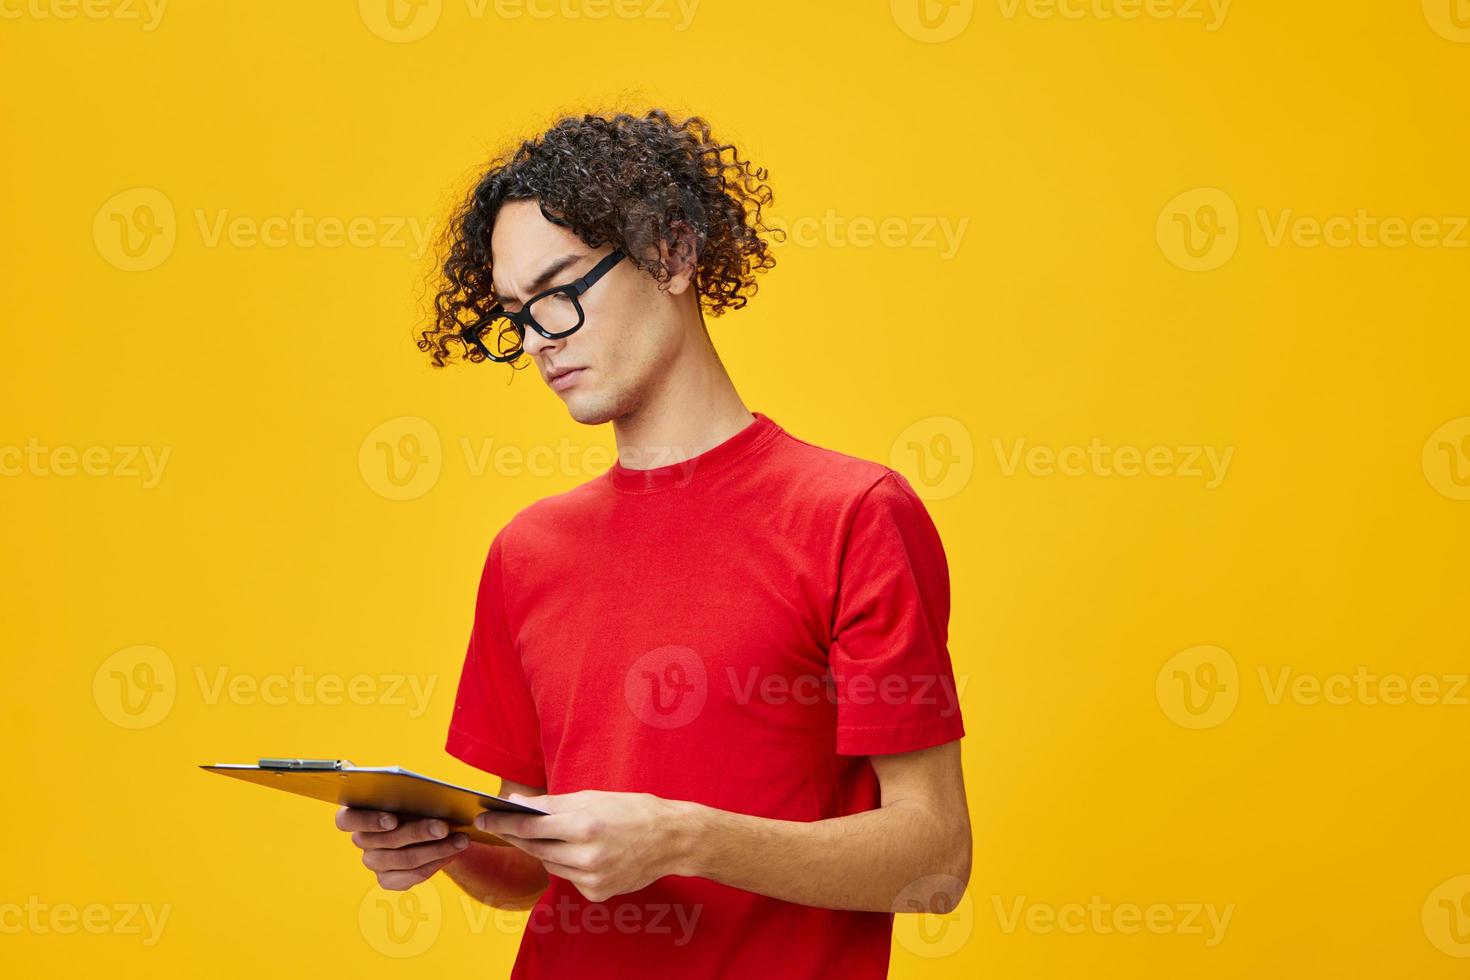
top-left (611, 343), bottom-right (754, 471)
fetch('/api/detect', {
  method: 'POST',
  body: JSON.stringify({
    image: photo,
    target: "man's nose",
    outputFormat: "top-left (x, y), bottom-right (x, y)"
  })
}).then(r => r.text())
top-left (519, 324), bottom-right (561, 359)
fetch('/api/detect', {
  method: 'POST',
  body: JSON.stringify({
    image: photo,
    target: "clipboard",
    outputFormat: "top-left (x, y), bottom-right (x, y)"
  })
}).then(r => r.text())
top-left (201, 758), bottom-right (547, 847)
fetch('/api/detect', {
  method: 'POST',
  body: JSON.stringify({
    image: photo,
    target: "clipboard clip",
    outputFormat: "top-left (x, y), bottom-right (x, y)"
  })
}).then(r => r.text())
top-left (258, 758), bottom-right (354, 771)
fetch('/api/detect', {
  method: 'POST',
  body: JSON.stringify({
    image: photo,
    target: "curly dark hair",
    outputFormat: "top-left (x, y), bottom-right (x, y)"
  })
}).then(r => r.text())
top-left (418, 108), bottom-right (784, 368)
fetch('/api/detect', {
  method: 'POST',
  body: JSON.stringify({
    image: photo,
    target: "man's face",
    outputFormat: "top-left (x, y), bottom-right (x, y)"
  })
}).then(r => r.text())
top-left (489, 199), bottom-right (691, 425)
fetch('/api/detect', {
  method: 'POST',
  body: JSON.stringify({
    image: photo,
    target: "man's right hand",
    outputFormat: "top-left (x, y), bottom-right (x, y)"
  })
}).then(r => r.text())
top-left (336, 806), bottom-right (471, 890)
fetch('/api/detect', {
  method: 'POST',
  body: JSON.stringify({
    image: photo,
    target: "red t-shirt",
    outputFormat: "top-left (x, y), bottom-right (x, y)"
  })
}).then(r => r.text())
top-left (446, 411), bottom-right (964, 979)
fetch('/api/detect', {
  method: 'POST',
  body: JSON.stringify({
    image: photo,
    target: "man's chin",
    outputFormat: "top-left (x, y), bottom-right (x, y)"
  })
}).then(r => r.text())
top-left (562, 391), bottom-right (619, 427)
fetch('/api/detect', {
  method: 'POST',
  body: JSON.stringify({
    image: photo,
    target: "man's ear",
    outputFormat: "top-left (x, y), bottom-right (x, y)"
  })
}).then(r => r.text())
top-left (656, 220), bottom-right (700, 295)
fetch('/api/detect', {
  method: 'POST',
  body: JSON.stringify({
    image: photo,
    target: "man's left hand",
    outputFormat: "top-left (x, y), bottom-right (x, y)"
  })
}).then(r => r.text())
top-left (476, 790), bottom-right (692, 903)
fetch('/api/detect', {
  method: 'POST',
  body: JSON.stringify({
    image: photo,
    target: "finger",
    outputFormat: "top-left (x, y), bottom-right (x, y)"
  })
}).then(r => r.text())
top-left (377, 855), bottom-right (458, 892)
top-left (494, 834), bottom-right (587, 868)
top-left (477, 810), bottom-right (581, 841)
top-left (362, 834), bottom-right (469, 873)
top-left (351, 818), bottom-right (454, 851)
top-left (336, 807), bottom-right (400, 833)
top-left (538, 859), bottom-right (612, 900)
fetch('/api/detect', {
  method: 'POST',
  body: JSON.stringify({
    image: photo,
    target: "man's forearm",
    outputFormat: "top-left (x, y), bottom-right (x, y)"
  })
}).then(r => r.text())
top-left (669, 798), bottom-right (971, 914)
top-left (444, 840), bottom-right (550, 909)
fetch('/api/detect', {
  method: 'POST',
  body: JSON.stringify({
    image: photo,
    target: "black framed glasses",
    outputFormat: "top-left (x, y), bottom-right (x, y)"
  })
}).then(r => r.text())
top-left (464, 248), bottom-right (627, 363)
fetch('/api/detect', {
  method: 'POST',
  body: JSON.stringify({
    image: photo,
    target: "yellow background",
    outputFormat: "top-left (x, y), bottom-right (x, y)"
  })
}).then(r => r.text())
top-left (3, 1), bottom-right (1468, 977)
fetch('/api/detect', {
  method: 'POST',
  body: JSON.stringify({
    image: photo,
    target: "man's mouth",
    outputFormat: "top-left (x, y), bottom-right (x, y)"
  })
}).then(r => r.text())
top-left (547, 367), bottom-right (586, 391)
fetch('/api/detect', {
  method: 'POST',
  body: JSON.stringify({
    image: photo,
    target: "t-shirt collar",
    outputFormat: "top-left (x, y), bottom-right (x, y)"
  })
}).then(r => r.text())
top-left (609, 411), bottom-right (780, 494)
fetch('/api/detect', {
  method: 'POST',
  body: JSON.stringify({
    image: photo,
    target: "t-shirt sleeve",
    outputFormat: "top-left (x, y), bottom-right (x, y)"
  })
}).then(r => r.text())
top-left (829, 470), bottom-right (966, 756)
top-left (444, 529), bottom-right (547, 788)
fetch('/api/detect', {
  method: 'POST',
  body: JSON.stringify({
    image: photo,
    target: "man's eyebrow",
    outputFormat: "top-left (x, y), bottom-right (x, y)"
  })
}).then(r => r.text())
top-left (493, 252), bottom-right (585, 305)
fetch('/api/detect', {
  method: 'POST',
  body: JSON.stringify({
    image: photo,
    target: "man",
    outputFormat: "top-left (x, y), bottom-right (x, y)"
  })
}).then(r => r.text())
top-left (336, 109), bottom-right (970, 978)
